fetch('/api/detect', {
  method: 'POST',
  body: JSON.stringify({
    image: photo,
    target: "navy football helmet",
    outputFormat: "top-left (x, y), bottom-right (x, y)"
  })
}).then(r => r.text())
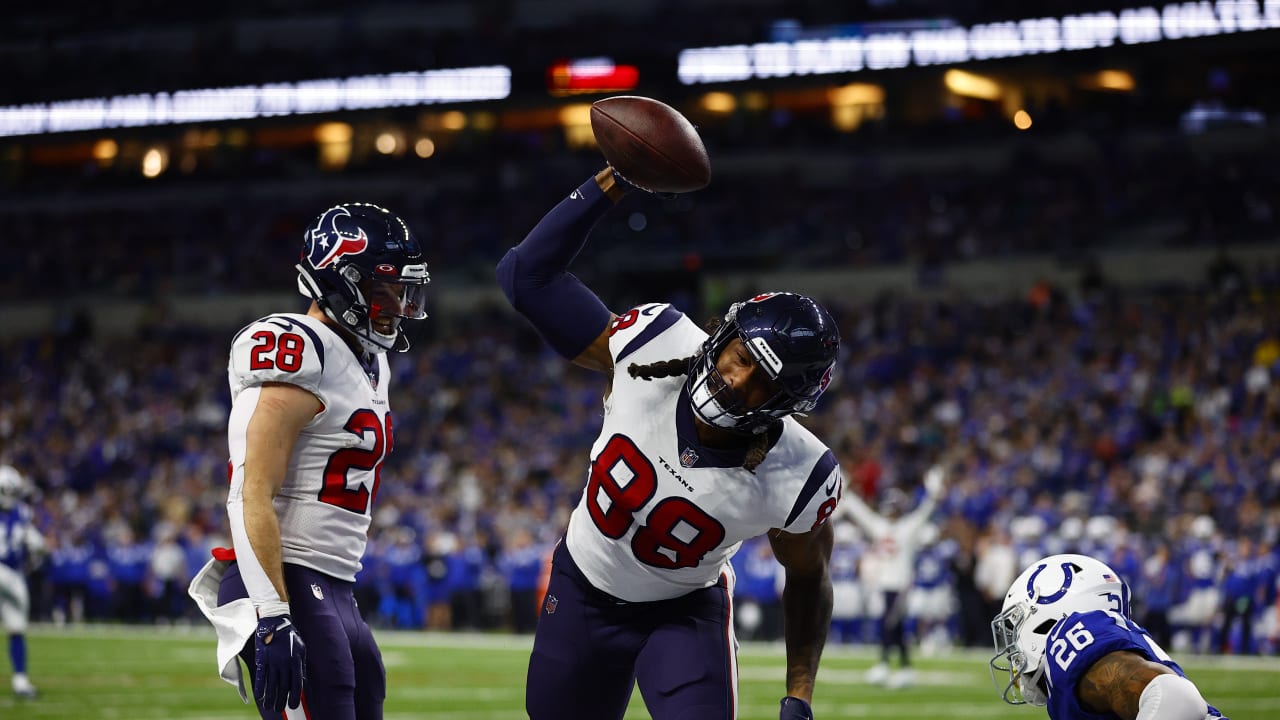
top-left (296, 203), bottom-right (430, 354)
top-left (687, 292), bottom-right (839, 434)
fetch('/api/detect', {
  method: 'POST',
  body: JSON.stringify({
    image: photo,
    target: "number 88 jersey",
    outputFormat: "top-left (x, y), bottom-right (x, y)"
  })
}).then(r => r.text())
top-left (227, 312), bottom-right (393, 582)
top-left (565, 303), bottom-right (842, 603)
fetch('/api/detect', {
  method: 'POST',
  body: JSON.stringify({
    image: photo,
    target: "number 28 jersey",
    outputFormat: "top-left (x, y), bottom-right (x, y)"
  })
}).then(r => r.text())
top-left (227, 313), bottom-right (392, 582)
top-left (1044, 609), bottom-right (1225, 720)
top-left (566, 303), bottom-right (843, 603)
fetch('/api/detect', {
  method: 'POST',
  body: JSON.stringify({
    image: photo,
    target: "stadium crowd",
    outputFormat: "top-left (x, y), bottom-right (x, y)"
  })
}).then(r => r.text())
top-left (4, 130), bottom-right (1279, 304)
top-left (2, 260), bottom-right (1279, 655)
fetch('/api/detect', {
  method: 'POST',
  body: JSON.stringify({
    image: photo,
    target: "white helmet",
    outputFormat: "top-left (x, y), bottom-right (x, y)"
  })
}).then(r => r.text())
top-left (0, 465), bottom-right (26, 508)
top-left (989, 553), bottom-right (1130, 706)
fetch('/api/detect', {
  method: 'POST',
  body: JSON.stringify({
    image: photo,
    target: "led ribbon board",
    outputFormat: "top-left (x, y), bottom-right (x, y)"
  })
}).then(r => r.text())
top-left (678, 1), bottom-right (1280, 83)
top-left (0, 66), bottom-right (512, 138)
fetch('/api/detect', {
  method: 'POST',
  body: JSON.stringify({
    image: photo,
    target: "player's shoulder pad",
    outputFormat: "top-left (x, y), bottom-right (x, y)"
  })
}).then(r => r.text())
top-left (229, 313), bottom-right (328, 393)
top-left (608, 302), bottom-right (704, 367)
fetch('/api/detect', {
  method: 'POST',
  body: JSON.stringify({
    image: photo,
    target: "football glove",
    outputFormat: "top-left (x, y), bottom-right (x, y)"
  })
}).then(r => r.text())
top-left (609, 165), bottom-right (678, 199)
top-left (779, 695), bottom-right (814, 720)
top-left (254, 614), bottom-right (306, 712)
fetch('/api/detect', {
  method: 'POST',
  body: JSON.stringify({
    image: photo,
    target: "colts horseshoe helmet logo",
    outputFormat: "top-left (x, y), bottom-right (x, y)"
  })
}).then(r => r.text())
top-left (1026, 561), bottom-right (1077, 605)
top-left (308, 206), bottom-right (370, 269)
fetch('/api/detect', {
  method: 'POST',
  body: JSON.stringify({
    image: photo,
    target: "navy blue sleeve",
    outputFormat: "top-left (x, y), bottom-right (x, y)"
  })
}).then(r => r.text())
top-left (496, 176), bottom-right (615, 359)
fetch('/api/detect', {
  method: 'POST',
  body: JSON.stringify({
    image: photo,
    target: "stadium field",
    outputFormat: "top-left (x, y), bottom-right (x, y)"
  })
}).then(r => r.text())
top-left (1, 625), bottom-right (1274, 719)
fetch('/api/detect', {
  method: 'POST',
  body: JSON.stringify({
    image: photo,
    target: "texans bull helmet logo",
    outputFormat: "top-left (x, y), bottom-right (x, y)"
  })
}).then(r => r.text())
top-left (306, 205), bottom-right (370, 270)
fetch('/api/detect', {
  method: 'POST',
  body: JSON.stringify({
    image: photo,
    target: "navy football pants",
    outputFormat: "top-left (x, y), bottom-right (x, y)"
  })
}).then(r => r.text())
top-left (526, 542), bottom-right (738, 720)
top-left (219, 562), bottom-right (386, 720)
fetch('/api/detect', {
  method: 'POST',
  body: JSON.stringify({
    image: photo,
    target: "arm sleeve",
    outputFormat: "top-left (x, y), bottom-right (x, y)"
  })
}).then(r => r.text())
top-left (496, 177), bottom-right (616, 359)
top-left (1135, 674), bottom-right (1210, 720)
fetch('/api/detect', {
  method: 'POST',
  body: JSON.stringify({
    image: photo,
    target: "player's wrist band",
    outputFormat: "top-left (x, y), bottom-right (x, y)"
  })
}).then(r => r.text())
top-left (255, 599), bottom-right (291, 618)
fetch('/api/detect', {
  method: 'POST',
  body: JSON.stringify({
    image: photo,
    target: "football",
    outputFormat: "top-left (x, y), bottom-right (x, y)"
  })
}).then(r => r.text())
top-left (590, 96), bottom-right (711, 194)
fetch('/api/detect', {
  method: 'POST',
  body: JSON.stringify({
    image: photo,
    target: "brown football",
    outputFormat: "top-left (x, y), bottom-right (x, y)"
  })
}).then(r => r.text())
top-left (590, 96), bottom-right (711, 193)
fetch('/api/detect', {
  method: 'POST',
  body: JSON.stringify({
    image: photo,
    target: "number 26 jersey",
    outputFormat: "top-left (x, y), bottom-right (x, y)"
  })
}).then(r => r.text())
top-left (227, 313), bottom-right (393, 582)
top-left (565, 303), bottom-right (843, 603)
top-left (1044, 609), bottom-right (1225, 720)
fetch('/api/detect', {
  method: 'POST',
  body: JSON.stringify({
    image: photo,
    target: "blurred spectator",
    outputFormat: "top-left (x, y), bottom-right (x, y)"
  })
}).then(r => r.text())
top-left (839, 467), bottom-right (945, 688)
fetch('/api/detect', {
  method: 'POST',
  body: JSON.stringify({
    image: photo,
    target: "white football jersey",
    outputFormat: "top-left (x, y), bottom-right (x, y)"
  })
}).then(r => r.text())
top-left (566, 303), bottom-right (843, 602)
top-left (227, 313), bottom-right (392, 582)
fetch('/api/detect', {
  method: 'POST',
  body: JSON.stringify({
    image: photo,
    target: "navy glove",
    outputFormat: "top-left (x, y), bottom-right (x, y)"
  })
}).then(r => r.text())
top-left (779, 696), bottom-right (814, 720)
top-left (254, 614), bottom-right (306, 712)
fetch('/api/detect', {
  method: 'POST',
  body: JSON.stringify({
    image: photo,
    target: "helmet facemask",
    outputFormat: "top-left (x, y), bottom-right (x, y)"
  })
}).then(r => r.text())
top-left (687, 323), bottom-right (789, 434)
top-left (989, 602), bottom-right (1052, 706)
top-left (686, 294), bottom-right (837, 435)
top-left (988, 554), bottom-right (1132, 708)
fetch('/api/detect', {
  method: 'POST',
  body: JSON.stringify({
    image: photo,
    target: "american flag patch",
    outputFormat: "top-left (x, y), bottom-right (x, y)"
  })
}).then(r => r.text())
top-left (680, 447), bottom-right (700, 467)
top-left (1102, 573), bottom-right (1114, 582)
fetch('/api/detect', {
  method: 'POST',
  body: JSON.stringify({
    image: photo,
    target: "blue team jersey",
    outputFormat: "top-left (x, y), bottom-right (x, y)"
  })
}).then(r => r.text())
top-left (0, 504), bottom-right (36, 570)
top-left (1043, 609), bottom-right (1225, 720)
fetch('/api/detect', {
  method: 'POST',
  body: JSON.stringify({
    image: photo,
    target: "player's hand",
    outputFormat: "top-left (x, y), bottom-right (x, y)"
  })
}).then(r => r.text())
top-left (254, 614), bottom-right (306, 712)
top-left (779, 696), bottom-right (814, 720)
top-left (609, 164), bottom-right (677, 199)
top-left (923, 464), bottom-right (946, 496)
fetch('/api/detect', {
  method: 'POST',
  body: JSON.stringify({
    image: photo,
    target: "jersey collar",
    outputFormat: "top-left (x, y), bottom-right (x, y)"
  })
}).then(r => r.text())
top-left (675, 385), bottom-right (752, 469)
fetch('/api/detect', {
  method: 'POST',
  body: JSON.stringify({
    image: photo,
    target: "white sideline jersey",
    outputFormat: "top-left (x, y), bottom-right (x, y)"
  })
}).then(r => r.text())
top-left (227, 312), bottom-right (392, 583)
top-left (566, 303), bottom-right (843, 602)
top-left (838, 490), bottom-right (939, 592)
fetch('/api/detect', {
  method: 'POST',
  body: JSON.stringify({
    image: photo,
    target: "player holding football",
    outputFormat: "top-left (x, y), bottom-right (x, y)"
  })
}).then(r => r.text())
top-left (189, 203), bottom-right (430, 720)
top-left (498, 165), bottom-right (841, 720)
top-left (0, 465), bottom-right (44, 699)
top-left (990, 553), bottom-right (1228, 720)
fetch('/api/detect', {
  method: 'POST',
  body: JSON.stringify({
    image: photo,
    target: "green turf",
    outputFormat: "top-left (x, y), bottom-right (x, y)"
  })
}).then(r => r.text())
top-left (0, 625), bottom-right (1272, 718)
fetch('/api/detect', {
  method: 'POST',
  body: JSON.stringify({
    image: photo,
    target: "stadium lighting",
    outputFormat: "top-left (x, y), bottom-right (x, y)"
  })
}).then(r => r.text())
top-left (1013, 110), bottom-right (1033, 129)
top-left (92, 138), bottom-right (118, 162)
top-left (375, 132), bottom-right (398, 155)
top-left (701, 92), bottom-right (737, 113)
top-left (439, 111), bottom-right (468, 130)
top-left (944, 69), bottom-right (1001, 100)
top-left (829, 83), bottom-right (885, 106)
top-left (141, 147), bottom-right (167, 178)
top-left (0, 66), bottom-right (512, 138)
top-left (315, 122), bottom-right (353, 144)
top-left (1094, 69), bottom-right (1137, 91)
top-left (678, 2), bottom-right (1280, 84)
top-left (546, 57), bottom-right (640, 96)
top-left (558, 104), bottom-right (597, 149)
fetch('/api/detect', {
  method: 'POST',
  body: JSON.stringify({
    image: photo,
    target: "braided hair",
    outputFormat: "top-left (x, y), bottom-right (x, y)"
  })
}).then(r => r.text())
top-left (626, 317), bottom-right (777, 473)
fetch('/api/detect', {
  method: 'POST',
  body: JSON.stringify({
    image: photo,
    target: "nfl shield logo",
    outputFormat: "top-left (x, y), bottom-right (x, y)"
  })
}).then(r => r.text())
top-left (544, 594), bottom-right (558, 615)
top-left (680, 447), bottom-right (700, 467)
top-left (311, 583), bottom-right (324, 600)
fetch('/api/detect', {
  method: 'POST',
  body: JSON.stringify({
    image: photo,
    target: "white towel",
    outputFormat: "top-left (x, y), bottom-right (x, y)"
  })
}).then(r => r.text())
top-left (187, 557), bottom-right (256, 703)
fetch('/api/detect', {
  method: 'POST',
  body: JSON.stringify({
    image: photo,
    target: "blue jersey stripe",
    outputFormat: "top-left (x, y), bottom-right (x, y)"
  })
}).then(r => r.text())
top-left (784, 449), bottom-right (837, 528)
top-left (617, 305), bottom-right (683, 363)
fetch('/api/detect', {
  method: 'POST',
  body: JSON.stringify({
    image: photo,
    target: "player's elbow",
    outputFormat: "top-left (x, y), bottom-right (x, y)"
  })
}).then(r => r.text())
top-left (1135, 674), bottom-right (1208, 720)
top-left (496, 247), bottom-right (522, 306)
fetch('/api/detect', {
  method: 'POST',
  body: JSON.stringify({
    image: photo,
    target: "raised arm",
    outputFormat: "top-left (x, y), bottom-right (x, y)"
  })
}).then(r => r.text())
top-left (769, 521), bottom-right (834, 717)
top-left (496, 167), bottom-right (629, 374)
